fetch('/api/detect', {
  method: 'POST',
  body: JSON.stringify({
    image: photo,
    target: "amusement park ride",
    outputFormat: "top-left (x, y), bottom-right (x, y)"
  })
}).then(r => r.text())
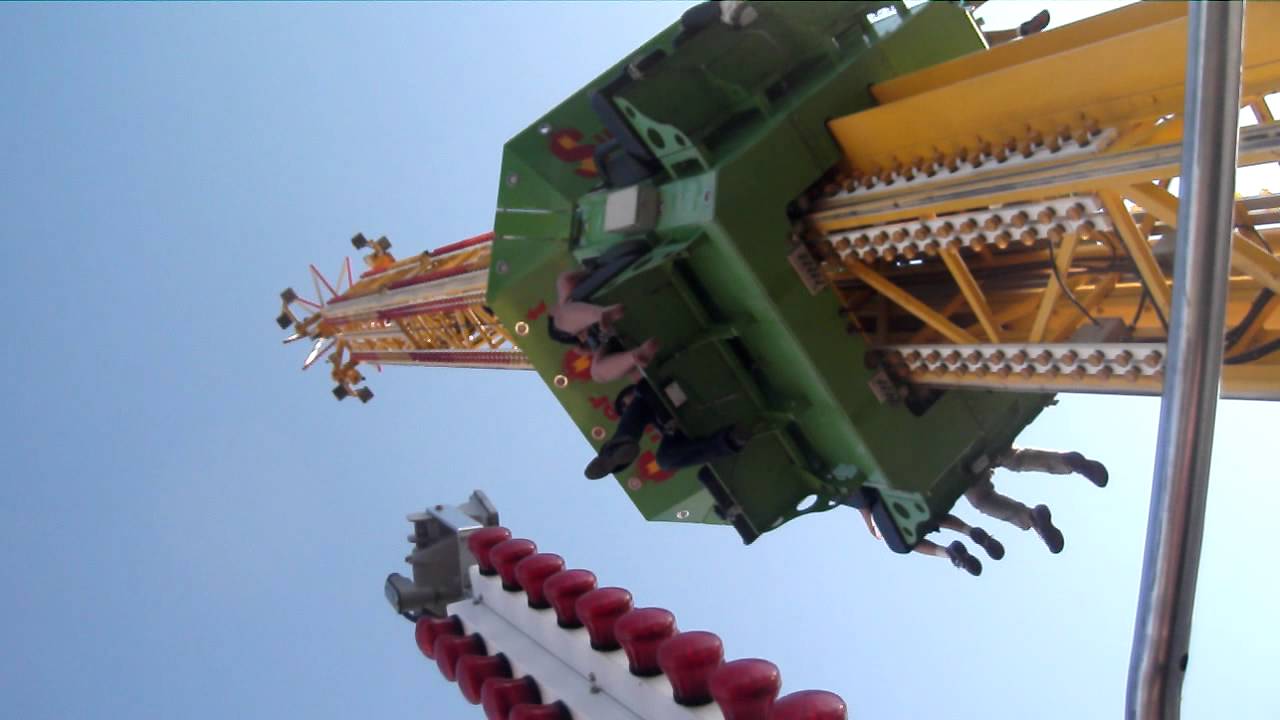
top-left (275, 2), bottom-right (1279, 718)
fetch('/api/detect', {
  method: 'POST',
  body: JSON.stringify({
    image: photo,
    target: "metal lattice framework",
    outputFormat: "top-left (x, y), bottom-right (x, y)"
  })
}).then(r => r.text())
top-left (803, 2), bottom-right (1280, 400)
top-left (278, 232), bottom-right (530, 401)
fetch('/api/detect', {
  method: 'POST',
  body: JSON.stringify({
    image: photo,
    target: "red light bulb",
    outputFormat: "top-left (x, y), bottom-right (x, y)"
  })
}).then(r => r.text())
top-left (490, 539), bottom-right (538, 591)
top-left (467, 527), bottom-right (513, 576)
top-left (481, 676), bottom-right (541, 720)
top-left (414, 616), bottom-right (462, 660)
top-left (543, 570), bottom-right (597, 628)
top-left (615, 608), bottom-right (677, 676)
top-left (434, 633), bottom-right (486, 682)
top-left (456, 654), bottom-right (511, 705)
top-left (509, 701), bottom-right (571, 720)
top-left (709, 658), bottom-right (782, 720)
top-left (656, 631), bottom-right (724, 706)
top-left (771, 690), bottom-right (848, 720)
top-left (514, 554), bottom-right (566, 609)
top-left (575, 587), bottom-right (634, 651)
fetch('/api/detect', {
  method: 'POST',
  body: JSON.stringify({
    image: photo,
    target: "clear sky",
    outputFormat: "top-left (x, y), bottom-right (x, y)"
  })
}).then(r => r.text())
top-left (1, 2), bottom-right (1276, 719)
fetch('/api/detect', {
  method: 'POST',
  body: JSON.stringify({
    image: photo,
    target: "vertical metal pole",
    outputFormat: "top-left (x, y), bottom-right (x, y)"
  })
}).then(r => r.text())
top-left (1126, 3), bottom-right (1244, 719)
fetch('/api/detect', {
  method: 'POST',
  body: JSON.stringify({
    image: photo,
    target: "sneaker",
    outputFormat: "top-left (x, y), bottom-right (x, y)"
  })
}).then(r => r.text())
top-left (1031, 504), bottom-right (1065, 554)
top-left (1019, 9), bottom-right (1050, 36)
top-left (1064, 451), bottom-right (1109, 488)
top-left (946, 541), bottom-right (983, 576)
top-left (584, 440), bottom-right (640, 480)
top-left (969, 527), bottom-right (1005, 561)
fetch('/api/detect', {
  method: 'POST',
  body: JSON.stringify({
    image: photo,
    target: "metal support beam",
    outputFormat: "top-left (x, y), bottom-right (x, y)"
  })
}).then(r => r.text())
top-left (841, 258), bottom-right (979, 344)
top-left (1102, 191), bottom-right (1174, 321)
top-left (1230, 230), bottom-right (1280, 295)
top-left (941, 247), bottom-right (1002, 342)
top-left (1028, 230), bottom-right (1082, 342)
top-left (1127, 4), bottom-right (1244, 719)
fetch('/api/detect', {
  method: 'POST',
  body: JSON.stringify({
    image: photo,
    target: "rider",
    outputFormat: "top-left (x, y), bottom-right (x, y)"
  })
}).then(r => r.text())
top-left (584, 381), bottom-right (751, 480)
top-left (854, 447), bottom-right (1107, 575)
top-left (966, 447), bottom-right (1108, 555)
top-left (549, 268), bottom-right (659, 384)
top-left (857, 506), bottom-right (1003, 577)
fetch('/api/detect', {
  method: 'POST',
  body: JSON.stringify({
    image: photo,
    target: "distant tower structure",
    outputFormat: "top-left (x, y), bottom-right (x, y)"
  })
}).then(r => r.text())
top-left (385, 493), bottom-right (849, 720)
top-left (276, 232), bottom-right (528, 401)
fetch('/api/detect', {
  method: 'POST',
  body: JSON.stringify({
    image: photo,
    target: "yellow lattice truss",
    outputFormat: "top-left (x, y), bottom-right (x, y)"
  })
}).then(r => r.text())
top-left (279, 232), bottom-right (529, 400)
top-left (804, 2), bottom-right (1280, 400)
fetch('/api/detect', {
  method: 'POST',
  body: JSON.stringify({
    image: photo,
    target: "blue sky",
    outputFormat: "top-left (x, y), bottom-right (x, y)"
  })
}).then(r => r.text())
top-left (1, 2), bottom-right (1276, 718)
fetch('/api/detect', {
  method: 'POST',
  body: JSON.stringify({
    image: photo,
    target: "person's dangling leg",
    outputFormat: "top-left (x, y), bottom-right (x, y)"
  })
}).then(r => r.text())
top-left (655, 424), bottom-right (749, 471)
top-left (584, 385), bottom-right (655, 480)
top-left (914, 538), bottom-right (982, 576)
top-left (982, 28), bottom-right (1018, 45)
top-left (555, 269), bottom-right (588, 302)
top-left (590, 348), bottom-right (642, 384)
top-left (553, 269), bottom-right (623, 335)
top-left (966, 475), bottom-right (1064, 553)
top-left (589, 339), bottom-right (660, 384)
top-left (979, 8), bottom-right (1049, 47)
top-left (939, 514), bottom-right (1004, 560)
top-left (554, 302), bottom-right (615, 336)
top-left (632, 338), bottom-right (659, 364)
top-left (996, 447), bottom-right (1109, 487)
top-left (1019, 9), bottom-right (1050, 36)
top-left (965, 475), bottom-right (1034, 530)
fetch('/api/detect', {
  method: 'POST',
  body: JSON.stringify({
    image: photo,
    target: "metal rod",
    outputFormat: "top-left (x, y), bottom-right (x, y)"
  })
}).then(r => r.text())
top-left (1126, 4), bottom-right (1244, 719)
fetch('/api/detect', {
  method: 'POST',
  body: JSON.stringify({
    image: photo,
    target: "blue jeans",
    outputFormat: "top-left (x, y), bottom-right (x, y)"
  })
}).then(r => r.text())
top-left (610, 384), bottom-right (741, 472)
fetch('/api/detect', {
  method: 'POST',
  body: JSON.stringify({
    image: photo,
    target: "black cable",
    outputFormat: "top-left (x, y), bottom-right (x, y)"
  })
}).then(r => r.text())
top-left (1224, 337), bottom-right (1280, 365)
top-left (1225, 289), bottom-right (1275, 351)
top-left (1240, 225), bottom-right (1274, 254)
top-left (1124, 245), bottom-right (1169, 331)
top-left (1149, 289), bottom-right (1170, 331)
top-left (1046, 237), bottom-right (1101, 326)
top-left (1130, 288), bottom-right (1149, 333)
top-left (1107, 227), bottom-right (1171, 331)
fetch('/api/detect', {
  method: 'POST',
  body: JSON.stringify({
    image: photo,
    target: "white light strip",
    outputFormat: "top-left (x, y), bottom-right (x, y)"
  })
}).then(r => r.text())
top-left (449, 599), bottom-right (645, 720)
top-left (820, 128), bottom-right (1117, 205)
top-left (886, 342), bottom-right (1167, 378)
top-left (323, 270), bottom-right (488, 318)
top-left (824, 195), bottom-right (1113, 262)
top-left (464, 568), bottom-right (723, 720)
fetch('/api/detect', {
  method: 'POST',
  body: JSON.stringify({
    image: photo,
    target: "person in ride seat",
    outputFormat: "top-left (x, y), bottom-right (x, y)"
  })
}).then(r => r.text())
top-left (965, 447), bottom-right (1108, 555)
top-left (550, 268), bottom-right (660, 383)
top-left (583, 381), bottom-right (751, 480)
top-left (854, 446), bottom-right (1106, 576)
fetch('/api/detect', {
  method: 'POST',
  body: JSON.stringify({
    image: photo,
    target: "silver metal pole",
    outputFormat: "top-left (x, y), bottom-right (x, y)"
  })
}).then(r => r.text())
top-left (1126, 3), bottom-right (1244, 719)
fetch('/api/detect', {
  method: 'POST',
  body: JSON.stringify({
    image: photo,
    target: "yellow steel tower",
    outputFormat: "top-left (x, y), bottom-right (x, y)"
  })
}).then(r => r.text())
top-left (277, 232), bottom-right (528, 402)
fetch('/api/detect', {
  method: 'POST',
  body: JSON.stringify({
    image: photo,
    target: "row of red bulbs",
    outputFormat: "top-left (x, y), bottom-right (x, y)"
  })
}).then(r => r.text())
top-left (412, 526), bottom-right (848, 720)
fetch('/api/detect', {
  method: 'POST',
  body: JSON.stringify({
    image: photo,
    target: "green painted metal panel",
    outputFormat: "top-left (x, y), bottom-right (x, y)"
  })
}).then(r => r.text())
top-left (486, 1), bottom-right (1051, 548)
